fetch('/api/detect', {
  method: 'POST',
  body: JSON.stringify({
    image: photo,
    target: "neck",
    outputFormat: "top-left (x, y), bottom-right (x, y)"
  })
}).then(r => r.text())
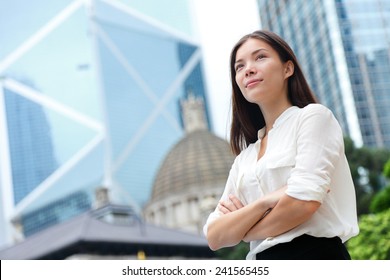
top-left (260, 100), bottom-right (292, 133)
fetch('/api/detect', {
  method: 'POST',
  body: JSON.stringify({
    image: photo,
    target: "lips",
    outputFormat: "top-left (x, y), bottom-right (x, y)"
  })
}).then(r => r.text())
top-left (245, 78), bottom-right (263, 88)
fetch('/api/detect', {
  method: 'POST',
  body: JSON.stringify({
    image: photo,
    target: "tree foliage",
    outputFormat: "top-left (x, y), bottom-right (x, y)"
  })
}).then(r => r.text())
top-left (215, 241), bottom-right (249, 260)
top-left (370, 186), bottom-right (390, 213)
top-left (347, 209), bottom-right (390, 260)
top-left (344, 137), bottom-right (390, 215)
top-left (348, 158), bottom-right (390, 260)
top-left (384, 159), bottom-right (390, 179)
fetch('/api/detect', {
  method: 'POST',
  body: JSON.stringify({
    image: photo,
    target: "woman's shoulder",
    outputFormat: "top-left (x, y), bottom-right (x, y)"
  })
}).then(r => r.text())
top-left (300, 103), bottom-right (335, 120)
top-left (302, 103), bottom-right (332, 114)
top-left (298, 103), bottom-right (342, 136)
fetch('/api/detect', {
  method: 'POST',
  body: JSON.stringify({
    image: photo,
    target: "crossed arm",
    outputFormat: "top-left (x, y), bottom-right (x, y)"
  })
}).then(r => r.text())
top-left (205, 186), bottom-right (320, 251)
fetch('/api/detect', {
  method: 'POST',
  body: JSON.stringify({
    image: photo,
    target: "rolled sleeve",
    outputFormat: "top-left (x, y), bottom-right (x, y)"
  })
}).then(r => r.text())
top-left (286, 104), bottom-right (344, 203)
top-left (203, 210), bottom-right (221, 237)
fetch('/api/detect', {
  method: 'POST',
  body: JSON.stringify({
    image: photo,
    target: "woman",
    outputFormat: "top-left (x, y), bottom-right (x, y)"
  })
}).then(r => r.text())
top-left (203, 30), bottom-right (359, 260)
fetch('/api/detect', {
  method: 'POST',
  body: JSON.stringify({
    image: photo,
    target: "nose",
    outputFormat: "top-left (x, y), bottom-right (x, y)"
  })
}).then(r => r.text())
top-left (244, 63), bottom-right (256, 77)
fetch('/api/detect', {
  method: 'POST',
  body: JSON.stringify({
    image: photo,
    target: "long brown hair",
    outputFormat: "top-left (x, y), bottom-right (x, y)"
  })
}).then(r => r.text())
top-left (230, 30), bottom-right (317, 155)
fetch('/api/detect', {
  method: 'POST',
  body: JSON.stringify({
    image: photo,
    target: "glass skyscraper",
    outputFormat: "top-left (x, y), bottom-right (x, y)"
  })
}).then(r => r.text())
top-left (258, 0), bottom-right (390, 148)
top-left (3, 84), bottom-right (58, 205)
top-left (0, 0), bottom-right (209, 247)
top-left (335, 0), bottom-right (390, 147)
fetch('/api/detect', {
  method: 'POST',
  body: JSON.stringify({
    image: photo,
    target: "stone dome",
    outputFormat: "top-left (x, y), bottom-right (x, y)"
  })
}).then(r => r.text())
top-left (144, 94), bottom-right (235, 235)
top-left (150, 130), bottom-right (235, 202)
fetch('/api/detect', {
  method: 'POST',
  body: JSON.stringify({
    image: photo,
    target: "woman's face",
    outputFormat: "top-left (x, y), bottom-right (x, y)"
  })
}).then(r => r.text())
top-left (234, 38), bottom-right (292, 107)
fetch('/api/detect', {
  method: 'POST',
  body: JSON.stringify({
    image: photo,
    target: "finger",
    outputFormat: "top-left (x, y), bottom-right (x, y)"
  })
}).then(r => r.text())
top-left (220, 200), bottom-right (238, 212)
top-left (218, 202), bottom-right (231, 214)
top-left (229, 194), bottom-right (244, 209)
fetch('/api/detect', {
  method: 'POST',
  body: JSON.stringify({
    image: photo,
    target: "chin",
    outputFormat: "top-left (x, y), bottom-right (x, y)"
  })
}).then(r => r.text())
top-left (243, 94), bottom-right (263, 105)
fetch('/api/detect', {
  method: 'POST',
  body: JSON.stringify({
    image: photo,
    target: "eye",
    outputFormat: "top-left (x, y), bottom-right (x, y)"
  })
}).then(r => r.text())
top-left (256, 54), bottom-right (266, 60)
top-left (235, 64), bottom-right (244, 72)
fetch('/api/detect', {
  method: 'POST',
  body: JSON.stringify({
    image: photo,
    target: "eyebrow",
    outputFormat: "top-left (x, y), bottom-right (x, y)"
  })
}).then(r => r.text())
top-left (235, 48), bottom-right (268, 65)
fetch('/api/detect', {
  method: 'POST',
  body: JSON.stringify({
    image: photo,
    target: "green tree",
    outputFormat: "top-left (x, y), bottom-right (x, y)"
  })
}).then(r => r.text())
top-left (347, 209), bottom-right (390, 260)
top-left (370, 186), bottom-right (390, 213)
top-left (369, 158), bottom-right (390, 213)
top-left (384, 159), bottom-right (390, 179)
top-left (215, 241), bottom-right (249, 260)
top-left (344, 137), bottom-right (390, 215)
top-left (348, 158), bottom-right (390, 260)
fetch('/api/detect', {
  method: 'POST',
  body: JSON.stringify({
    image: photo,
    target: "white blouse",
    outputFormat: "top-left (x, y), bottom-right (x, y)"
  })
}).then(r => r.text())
top-left (203, 104), bottom-right (359, 260)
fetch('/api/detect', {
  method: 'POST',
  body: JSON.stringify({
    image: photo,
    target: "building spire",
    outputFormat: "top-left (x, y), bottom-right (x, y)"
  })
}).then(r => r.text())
top-left (180, 91), bottom-right (208, 134)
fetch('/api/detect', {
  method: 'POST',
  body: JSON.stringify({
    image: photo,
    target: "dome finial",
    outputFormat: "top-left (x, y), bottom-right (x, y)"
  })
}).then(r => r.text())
top-left (181, 91), bottom-right (208, 133)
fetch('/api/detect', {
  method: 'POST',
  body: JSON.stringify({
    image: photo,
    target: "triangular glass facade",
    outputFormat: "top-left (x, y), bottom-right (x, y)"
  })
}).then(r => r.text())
top-left (0, 0), bottom-right (208, 243)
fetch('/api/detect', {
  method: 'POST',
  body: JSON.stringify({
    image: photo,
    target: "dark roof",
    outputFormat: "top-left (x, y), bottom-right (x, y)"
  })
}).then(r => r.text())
top-left (0, 205), bottom-right (214, 259)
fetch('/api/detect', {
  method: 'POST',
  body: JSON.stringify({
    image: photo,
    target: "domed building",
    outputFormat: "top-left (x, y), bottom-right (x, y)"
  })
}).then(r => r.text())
top-left (144, 94), bottom-right (235, 235)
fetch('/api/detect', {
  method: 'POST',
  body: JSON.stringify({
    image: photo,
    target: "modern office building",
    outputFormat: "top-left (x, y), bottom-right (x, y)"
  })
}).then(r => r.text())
top-left (2, 84), bottom-right (58, 205)
top-left (0, 0), bottom-right (210, 247)
top-left (258, 0), bottom-right (390, 148)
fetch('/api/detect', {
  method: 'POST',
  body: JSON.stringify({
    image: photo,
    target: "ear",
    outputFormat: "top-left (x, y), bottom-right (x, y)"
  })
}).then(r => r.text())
top-left (284, 60), bottom-right (294, 78)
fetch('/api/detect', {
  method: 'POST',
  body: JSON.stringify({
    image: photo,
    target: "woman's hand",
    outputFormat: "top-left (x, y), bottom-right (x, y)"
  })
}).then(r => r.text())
top-left (218, 194), bottom-right (244, 214)
top-left (206, 188), bottom-right (288, 250)
top-left (218, 186), bottom-right (286, 217)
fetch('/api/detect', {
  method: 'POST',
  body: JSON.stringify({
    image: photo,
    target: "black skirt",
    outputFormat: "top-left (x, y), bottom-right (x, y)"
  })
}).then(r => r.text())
top-left (256, 234), bottom-right (351, 260)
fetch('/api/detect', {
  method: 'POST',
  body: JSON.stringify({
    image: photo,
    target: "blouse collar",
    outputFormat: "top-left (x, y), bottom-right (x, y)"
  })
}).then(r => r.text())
top-left (257, 106), bottom-right (299, 140)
